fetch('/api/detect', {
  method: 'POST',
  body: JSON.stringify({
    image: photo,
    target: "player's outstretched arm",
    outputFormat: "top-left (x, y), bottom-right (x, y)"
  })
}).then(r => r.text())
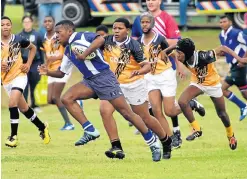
top-left (74, 35), bottom-right (105, 60)
top-left (38, 64), bottom-right (65, 78)
top-left (214, 45), bottom-right (247, 63)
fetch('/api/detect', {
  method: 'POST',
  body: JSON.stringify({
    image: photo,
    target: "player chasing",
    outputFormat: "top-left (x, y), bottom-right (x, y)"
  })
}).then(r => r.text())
top-left (219, 15), bottom-right (247, 121)
top-left (38, 20), bottom-right (165, 162)
top-left (42, 15), bottom-right (75, 130)
top-left (166, 38), bottom-right (247, 150)
top-left (100, 17), bottom-right (172, 161)
top-left (138, 12), bottom-right (205, 149)
top-left (1, 16), bottom-right (50, 148)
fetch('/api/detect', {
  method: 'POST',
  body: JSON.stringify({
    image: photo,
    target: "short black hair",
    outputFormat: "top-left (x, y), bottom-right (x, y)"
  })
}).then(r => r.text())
top-left (114, 18), bottom-right (130, 28)
top-left (1, 16), bottom-right (12, 24)
top-left (22, 15), bottom-right (33, 22)
top-left (45, 15), bottom-right (55, 22)
top-left (55, 20), bottom-right (75, 31)
top-left (96, 25), bottom-right (109, 33)
top-left (220, 15), bottom-right (232, 21)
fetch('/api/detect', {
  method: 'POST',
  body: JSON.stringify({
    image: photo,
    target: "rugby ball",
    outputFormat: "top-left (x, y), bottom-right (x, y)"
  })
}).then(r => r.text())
top-left (71, 40), bottom-right (97, 60)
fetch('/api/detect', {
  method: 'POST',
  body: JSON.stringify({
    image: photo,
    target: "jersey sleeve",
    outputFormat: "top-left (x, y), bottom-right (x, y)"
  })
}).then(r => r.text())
top-left (160, 36), bottom-right (169, 50)
top-left (84, 32), bottom-right (100, 43)
top-left (131, 40), bottom-right (145, 63)
top-left (198, 50), bottom-right (217, 65)
top-left (60, 47), bottom-right (73, 74)
top-left (165, 15), bottom-right (181, 39)
top-left (131, 16), bottom-right (142, 38)
top-left (237, 31), bottom-right (247, 45)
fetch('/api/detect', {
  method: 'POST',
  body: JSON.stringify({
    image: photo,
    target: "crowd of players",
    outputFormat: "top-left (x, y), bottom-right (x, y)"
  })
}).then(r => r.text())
top-left (2, 0), bottom-right (247, 162)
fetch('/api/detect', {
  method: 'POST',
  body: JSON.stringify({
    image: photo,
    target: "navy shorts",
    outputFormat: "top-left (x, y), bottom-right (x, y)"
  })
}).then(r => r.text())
top-left (82, 69), bottom-right (124, 100)
top-left (225, 66), bottom-right (247, 90)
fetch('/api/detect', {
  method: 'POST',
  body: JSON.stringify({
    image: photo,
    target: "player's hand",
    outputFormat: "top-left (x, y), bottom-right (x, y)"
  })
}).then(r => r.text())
top-left (160, 51), bottom-right (169, 63)
top-left (37, 64), bottom-right (48, 75)
top-left (176, 62), bottom-right (186, 79)
top-left (1, 61), bottom-right (8, 72)
top-left (130, 70), bottom-right (140, 78)
top-left (237, 62), bottom-right (246, 67)
top-left (20, 63), bottom-right (30, 73)
top-left (73, 49), bottom-right (86, 60)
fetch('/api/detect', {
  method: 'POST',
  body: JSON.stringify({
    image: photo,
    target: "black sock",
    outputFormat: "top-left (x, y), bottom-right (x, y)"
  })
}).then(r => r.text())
top-left (171, 116), bottom-right (179, 128)
top-left (22, 107), bottom-right (45, 131)
top-left (9, 107), bottom-right (19, 137)
top-left (58, 106), bottom-right (71, 124)
top-left (111, 139), bottom-right (123, 150)
top-left (160, 135), bottom-right (172, 146)
top-left (149, 107), bottom-right (154, 117)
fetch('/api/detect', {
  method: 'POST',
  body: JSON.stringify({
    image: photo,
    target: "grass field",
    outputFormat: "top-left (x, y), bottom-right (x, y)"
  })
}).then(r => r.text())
top-left (2, 5), bottom-right (247, 179)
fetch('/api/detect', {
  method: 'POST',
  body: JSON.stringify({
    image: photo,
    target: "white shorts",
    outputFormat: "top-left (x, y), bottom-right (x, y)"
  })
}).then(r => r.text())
top-left (145, 68), bottom-right (177, 97)
top-left (48, 73), bottom-right (71, 84)
top-left (3, 75), bottom-right (28, 96)
top-left (190, 82), bottom-right (223, 98)
top-left (120, 78), bottom-right (148, 105)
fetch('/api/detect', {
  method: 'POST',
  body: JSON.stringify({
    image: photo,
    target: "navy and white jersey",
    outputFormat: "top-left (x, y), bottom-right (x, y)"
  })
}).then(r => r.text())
top-left (60, 32), bottom-right (109, 79)
top-left (219, 26), bottom-right (247, 69)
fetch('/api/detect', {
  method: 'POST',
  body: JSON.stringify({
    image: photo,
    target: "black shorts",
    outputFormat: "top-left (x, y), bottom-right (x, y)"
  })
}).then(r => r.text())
top-left (225, 67), bottom-right (247, 90)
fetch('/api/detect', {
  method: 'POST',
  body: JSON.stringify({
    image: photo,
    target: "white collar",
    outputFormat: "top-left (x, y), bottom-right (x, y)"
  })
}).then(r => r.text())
top-left (221, 26), bottom-right (233, 40)
top-left (68, 32), bottom-right (77, 43)
top-left (44, 32), bottom-right (57, 41)
top-left (141, 31), bottom-right (158, 46)
top-left (113, 36), bottom-right (130, 46)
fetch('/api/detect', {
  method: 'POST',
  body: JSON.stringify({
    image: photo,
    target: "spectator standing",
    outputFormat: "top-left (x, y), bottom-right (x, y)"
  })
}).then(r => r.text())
top-left (36, 0), bottom-right (63, 35)
top-left (18, 15), bottom-right (44, 113)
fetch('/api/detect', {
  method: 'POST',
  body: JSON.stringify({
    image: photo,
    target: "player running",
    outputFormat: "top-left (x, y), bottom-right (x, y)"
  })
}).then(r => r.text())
top-left (219, 15), bottom-right (247, 121)
top-left (38, 20), bottom-right (162, 162)
top-left (167, 38), bottom-right (246, 150)
top-left (138, 12), bottom-right (205, 149)
top-left (1, 16), bottom-right (50, 147)
top-left (100, 17), bottom-right (172, 161)
top-left (42, 15), bottom-right (75, 130)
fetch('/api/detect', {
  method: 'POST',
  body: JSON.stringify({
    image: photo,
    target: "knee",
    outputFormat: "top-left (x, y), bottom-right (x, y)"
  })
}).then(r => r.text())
top-left (152, 108), bottom-right (163, 118)
top-left (61, 94), bottom-right (72, 106)
top-left (164, 110), bottom-right (173, 117)
top-left (100, 106), bottom-right (113, 118)
top-left (119, 109), bottom-right (133, 121)
top-left (178, 98), bottom-right (189, 109)
top-left (217, 110), bottom-right (228, 119)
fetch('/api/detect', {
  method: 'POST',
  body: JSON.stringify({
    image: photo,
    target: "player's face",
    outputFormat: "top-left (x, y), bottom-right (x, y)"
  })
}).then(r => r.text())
top-left (112, 22), bottom-right (129, 42)
top-left (55, 25), bottom-right (72, 45)
top-left (176, 50), bottom-right (185, 63)
top-left (146, 0), bottom-right (161, 12)
top-left (1, 19), bottom-right (12, 37)
top-left (219, 18), bottom-right (231, 31)
top-left (96, 30), bottom-right (108, 37)
top-left (44, 17), bottom-right (54, 31)
top-left (141, 16), bottom-right (152, 33)
top-left (22, 17), bottom-right (33, 31)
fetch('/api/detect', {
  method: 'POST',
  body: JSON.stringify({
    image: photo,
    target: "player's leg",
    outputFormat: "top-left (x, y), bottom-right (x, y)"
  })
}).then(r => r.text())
top-left (131, 101), bottom-right (172, 160)
top-left (223, 79), bottom-right (247, 121)
top-left (47, 80), bottom-right (55, 104)
top-left (100, 100), bottom-right (125, 159)
top-left (210, 96), bottom-right (237, 150)
top-left (149, 90), bottom-right (172, 136)
top-left (109, 96), bottom-right (163, 162)
top-left (53, 82), bottom-right (74, 130)
top-left (178, 84), bottom-right (203, 141)
top-left (5, 88), bottom-right (22, 147)
top-left (18, 94), bottom-right (50, 144)
top-left (29, 70), bottom-right (41, 111)
top-left (61, 82), bottom-right (100, 146)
